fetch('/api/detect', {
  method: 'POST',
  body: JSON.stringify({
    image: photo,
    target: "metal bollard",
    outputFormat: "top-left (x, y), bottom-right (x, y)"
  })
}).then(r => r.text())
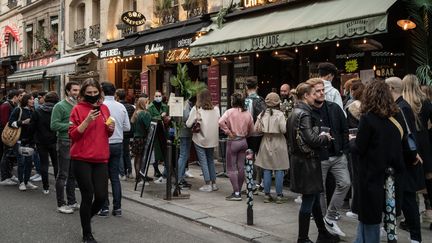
top-left (165, 140), bottom-right (172, 201)
top-left (245, 149), bottom-right (254, 225)
top-left (384, 167), bottom-right (397, 243)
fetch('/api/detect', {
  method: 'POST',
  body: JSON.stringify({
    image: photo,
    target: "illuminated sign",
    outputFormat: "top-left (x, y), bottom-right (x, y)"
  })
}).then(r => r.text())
top-left (121, 11), bottom-right (146, 26)
top-left (99, 48), bottom-right (119, 58)
top-left (345, 59), bottom-right (359, 72)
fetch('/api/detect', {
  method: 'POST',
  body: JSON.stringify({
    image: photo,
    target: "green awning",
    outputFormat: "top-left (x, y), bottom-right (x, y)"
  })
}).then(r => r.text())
top-left (190, 0), bottom-right (397, 58)
top-left (7, 69), bottom-right (46, 83)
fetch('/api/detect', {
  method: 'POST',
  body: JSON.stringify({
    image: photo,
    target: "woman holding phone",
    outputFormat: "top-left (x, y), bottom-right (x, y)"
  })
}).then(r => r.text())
top-left (69, 78), bottom-right (114, 243)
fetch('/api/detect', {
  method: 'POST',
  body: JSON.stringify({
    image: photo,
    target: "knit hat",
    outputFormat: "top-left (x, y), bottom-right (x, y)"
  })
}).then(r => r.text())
top-left (265, 92), bottom-right (281, 107)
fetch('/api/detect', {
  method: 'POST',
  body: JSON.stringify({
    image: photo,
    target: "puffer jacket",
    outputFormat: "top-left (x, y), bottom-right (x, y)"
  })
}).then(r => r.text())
top-left (286, 101), bottom-right (329, 194)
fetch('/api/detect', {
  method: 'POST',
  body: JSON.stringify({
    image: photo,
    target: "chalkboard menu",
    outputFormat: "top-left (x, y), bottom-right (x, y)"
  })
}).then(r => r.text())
top-left (139, 121), bottom-right (158, 178)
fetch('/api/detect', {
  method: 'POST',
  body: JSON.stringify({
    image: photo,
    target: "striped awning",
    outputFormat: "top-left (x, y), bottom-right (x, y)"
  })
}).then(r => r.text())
top-left (7, 69), bottom-right (46, 83)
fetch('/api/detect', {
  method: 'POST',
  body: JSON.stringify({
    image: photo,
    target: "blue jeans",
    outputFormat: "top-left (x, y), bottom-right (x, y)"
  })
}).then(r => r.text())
top-left (263, 169), bottom-right (284, 195)
top-left (103, 143), bottom-right (123, 211)
top-left (354, 222), bottom-right (380, 243)
top-left (177, 137), bottom-right (192, 182)
top-left (33, 150), bottom-right (41, 174)
top-left (194, 144), bottom-right (216, 182)
top-left (17, 144), bottom-right (33, 184)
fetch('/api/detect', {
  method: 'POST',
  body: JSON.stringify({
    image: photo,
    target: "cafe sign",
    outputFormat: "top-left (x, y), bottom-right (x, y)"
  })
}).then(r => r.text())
top-left (251, 34), bottom-right (280, 49)
top-left (121, 11), bottom-right (146, 26)
top-left (99, 48), bottom-right (119, 58)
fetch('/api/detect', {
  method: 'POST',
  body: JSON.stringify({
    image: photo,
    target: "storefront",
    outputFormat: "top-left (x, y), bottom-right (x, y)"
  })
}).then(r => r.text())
top-left (98, 17), bottom-right (211, 101)
top-left (189, 0), bottom-right (413, 110)
top-left (0, 55), bottom-right (20, 98)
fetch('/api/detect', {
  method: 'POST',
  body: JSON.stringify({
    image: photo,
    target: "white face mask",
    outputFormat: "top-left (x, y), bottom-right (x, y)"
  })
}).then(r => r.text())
top-left (154, 97), bottom-right (162, 103)
top-left (69, 95), bottom-right (78, 104)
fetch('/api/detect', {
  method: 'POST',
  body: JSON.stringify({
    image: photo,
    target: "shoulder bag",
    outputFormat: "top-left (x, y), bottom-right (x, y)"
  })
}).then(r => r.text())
top-left (1, 108), bottom-right (22, 147)
top-left (398, 109), bottom-right (417, 151)
top-left (191, 108), bottom-right (201, 133)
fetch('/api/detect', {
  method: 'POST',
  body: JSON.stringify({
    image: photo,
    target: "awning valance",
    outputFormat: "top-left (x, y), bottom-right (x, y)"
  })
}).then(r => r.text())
top-left (190, 0), bottom-right (397, 58)
top-left (45, 51), bottom-right (97, 76)
top-left (98, 37), bottom-right (139, 58)
top-left (7, 69), bottom-right (46, 83)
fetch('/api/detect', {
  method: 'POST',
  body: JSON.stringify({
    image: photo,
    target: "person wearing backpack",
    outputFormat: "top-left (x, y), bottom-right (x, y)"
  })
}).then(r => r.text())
top-left (0, 89), bottom-right (24, 186)
top-left (244, 78), bottom-right (266, 192)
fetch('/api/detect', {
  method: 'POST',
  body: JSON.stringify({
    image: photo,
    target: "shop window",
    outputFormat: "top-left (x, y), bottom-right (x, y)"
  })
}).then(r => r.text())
top-left (74, 3), bottom-right (86, 45)
top-left (7, 0), bottom-right (17, 9)
top-left (89, 0), bottom-right (100, 41)
top-left (7, 36), bottom-right (18, 56)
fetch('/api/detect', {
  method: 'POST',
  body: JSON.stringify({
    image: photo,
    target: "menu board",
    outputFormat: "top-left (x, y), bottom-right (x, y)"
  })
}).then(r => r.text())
top-left (140, 71), bottom-right (149, 95)
top-left (207, 65), bottom-right (220, 106)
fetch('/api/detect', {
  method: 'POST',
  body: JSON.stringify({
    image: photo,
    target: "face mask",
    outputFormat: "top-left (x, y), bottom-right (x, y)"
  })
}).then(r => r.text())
top-left (154, 97), bottom-right (162, 103)
top-left (84, 94), bottom-right (100, 104)
top-left (69, 95), bottom-right (78, 104)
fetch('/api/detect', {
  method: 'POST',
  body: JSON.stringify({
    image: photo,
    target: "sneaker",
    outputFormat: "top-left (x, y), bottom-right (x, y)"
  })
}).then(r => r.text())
top-left (185, 169), bottom-right (194, 178)
top-left (324, 217), bottom-right (346, 237)
top-left (275, 195), bottom-right (288, 204)
top-left (68, 203), bottom-right (80, 211)
top-left (294, 195), bottom-right (303, 204)
top-left (179, 180), bottom-right (192, 189)
top-left (97, 209), bottom-right (109, 217)
top-left (211, 184), bottom-right (219, 191)
top-left (0, 178), bottom-right (17, 186)
top-left (264, 194), bottom-right (273, 203)
top-left (57, 205), bottom-right (74, 214)
top-left (119, 175), bottom-right (127, 181)
top-left (19, 182), bottom-right (26, 191)
top-left (112, 209), bottom-right (122, 217)
top-left (30, 174), bottom-right (42, 182)
top-left (154, 177), bottom-right (167, 184)
top-left (345, 211), bottom-right (358, 220)
top-left (43, 189), bottom-right (50, 195)
top-left (422, 210), bottom-right (432, 223)
top-left (198, 184), bottom-right (213, 192)
top-left (82, 234), bottom-right (97, 243)
top-left (10, 175), bottom-right (19, 183)
top-left (225, 193), bottom-right (242, 201)
top-left (26, 182), bottom-right (38, 190)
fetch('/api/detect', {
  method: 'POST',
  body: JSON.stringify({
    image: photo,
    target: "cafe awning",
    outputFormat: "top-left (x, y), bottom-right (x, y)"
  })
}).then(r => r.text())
top-left (7, 69), bottom-right (46, 83)
top-left (190, 0), bottom-right (397, 58)
top-left (98, 37), bottom-right (139, 58)
top-left (45, 51), bottom-right (97, 76)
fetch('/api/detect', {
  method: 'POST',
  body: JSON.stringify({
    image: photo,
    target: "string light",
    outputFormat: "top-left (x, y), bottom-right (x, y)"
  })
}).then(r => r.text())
top-left (256, 53), bottom-right (259, 58)
top-left (314, 45), bottom-right (318, 50)
top-left (393, 63), bottom-right (397, 67)
top-left (223, 57), bottom-right (227, 61)
top-left (363, 38), bottom-right (367, 44)
top-left (336, 41), bottom-right (340, 47)
top-left (295, 48), bottom-right (298, 53)
top-left (239, 55), bottom-right (242, 60)
top-left (373, 65), bottom-right (376, 71)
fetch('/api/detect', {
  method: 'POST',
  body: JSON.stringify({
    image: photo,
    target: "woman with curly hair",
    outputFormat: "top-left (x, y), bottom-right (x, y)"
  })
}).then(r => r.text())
top-left (352, 79), bottom-right (405, 243)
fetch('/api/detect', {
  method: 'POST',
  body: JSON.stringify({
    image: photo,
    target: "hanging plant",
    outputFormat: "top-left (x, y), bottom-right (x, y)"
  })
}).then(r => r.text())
top-left (215, 0), bottom-right (236, 29)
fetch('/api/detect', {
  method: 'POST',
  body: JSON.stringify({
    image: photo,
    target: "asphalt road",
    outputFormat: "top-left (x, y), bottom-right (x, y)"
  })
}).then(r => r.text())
top-left (0, 184), bottom-right (247, 243)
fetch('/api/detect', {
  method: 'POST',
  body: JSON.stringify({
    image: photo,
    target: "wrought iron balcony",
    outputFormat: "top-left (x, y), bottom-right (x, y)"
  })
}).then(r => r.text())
top-left (73, 28), bottom-right (86, 45)
top-left (89, 24), bottom-right (100, 41)
top-left (7, 0), bottom-right (18, 8)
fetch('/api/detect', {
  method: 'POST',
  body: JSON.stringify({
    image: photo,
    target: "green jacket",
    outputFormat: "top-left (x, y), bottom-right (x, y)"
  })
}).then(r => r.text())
top-left (148, 101), bottom-right (169, 120)
top-left (132, 111), bottom-right (152, 138)
top-left (50, 99), bottom-right (74, 140)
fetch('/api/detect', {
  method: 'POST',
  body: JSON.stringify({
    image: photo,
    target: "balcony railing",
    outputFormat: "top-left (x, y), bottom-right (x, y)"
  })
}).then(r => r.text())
top-left (7, 0), bottom-right (18, 8)
top-left (89, 24), bottom-right (100, 41)
top-left (73, 28), bottom-right (86, 45)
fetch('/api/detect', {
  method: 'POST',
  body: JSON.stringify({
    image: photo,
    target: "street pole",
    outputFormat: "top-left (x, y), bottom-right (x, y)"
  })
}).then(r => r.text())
top-left (165, 140), bottom-right (172, 200)
top-left (245, 149), bottom-right (254, 225)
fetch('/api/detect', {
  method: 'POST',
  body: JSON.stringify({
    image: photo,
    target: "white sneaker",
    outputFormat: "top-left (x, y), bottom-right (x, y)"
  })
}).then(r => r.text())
top-left (294, 195), bottom-right (302, 204)
top-left (10, 175), bottom-right (19, 182)
top-left (154, 177), bottom-right (167, 184)
top-left (30, 174), bottom-right (42, 182)
top-left (26, 182), bottom-right (38, 190)
top-left (19, 182), bottom-right (26, 191)
top-left (422, 210), bottom-right (432, 223)
top-left (0, 178), bottom-right (17, 186)
top-left (43, 190), bottom-right (49, 195)
top-left (119, 175), bottom-right (127, 181)
top-left (324, 217), bottom-right (346, 237)
top-left (199, 184), bottom-right (213, 192)
top-left (185, 170), bottom-right (194, 178)
top-left (380, 227), bottom-right (387, 240)
top-left (211, 184), bottom-right (219, 191)
top-left (68, 203), bottom-right (80, 211)
top-left (57, 205), bottom-right (74, 214)
top-left (346, 211), bottom-right (358, 219)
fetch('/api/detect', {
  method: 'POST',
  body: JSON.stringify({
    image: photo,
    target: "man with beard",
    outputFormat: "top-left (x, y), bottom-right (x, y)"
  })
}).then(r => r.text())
top-left (306, 78), bottom-right (350, 238)
top-left (280, 84), bottom-right (294, 119)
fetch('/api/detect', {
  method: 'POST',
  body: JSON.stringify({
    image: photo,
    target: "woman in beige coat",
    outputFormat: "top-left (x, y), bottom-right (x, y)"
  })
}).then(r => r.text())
top-left (255, 92), bottom-right (289, 203)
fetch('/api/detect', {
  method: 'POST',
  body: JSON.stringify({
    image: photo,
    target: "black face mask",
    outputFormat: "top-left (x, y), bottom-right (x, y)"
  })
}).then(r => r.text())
top-left (84, 94), bottom-right (100, 104)
top-left (314, 100), bottom-right (324, 105)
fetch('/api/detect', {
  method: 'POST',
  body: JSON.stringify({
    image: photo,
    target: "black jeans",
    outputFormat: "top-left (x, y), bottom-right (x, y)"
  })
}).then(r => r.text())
top-left (73, 160), bottom-right (108, 237)
top-left (55, 139), bottom-right (76, 207)
top-left (401, 191), bottom-right (422, 242)
top-left (0, 145), bottom-right (16, 181)
top-left (38, 143), bottom-right (58, 190)
top-left (122, 137), bottom-right (132, 175)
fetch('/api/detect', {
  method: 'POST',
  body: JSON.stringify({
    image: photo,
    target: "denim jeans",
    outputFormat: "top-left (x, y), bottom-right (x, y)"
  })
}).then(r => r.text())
top-left (55, 139), bottom-right (76, 207)
top-left (263, 169), bottom-right (284, 195)
top-left (194, 144), bottom-right (216, 182)
top-left (177, 137), bottom-right (192, 182)
top-left (33, 150), bottom-right (41, 174)
top-left (17, 144), bottom-right (33, 184)
top-left (354, 222), bottom-right (380, 243)
top-left (320, 154), bottom-right (351, 219)
top-left (102, 143), bottom-right (123, 211)
top-left (120, 137), bottom-right (132, 176)
top-left (0, 145), bottom-right (18, 180)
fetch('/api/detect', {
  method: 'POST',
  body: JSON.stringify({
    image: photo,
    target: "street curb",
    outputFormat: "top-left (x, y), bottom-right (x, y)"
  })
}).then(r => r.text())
top-left (120, 191), bottom-right (288, 242)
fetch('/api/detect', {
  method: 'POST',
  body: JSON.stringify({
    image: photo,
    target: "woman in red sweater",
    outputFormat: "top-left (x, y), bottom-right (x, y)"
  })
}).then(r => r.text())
top-left (69, 78), bottom-right (114, 243)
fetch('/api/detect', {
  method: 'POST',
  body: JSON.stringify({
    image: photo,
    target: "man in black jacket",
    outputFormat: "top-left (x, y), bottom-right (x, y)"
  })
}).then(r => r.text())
top-left (386, 77), bottom-right (423, 243)
top-left (306, 79), bottom-right (350, 238)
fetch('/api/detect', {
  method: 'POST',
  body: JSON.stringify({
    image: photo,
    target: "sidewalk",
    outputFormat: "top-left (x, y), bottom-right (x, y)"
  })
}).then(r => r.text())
top-left (117, 162), bottom-right (432, 243)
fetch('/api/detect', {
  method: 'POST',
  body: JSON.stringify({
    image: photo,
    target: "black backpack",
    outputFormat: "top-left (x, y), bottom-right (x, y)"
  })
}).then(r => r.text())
top-left (250, 96), bottom-right (267, 122)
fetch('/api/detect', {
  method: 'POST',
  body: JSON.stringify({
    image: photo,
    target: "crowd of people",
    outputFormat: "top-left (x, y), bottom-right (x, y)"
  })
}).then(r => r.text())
top-left (0, 62), bottom-right (431, 243)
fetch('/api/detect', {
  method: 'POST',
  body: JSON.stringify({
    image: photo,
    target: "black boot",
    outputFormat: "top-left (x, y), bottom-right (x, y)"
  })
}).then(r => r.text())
top-left (298, 212), bottom-right (314, 243)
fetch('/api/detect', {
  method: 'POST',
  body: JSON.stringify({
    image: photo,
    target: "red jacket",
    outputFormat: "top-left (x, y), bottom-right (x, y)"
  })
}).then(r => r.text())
top-left (69, 101), bottom-right (112, 163)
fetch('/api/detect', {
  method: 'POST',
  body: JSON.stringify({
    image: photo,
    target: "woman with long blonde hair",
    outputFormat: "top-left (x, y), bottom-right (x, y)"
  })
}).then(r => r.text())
top-left (131, 95), bottom-right (152, 183)
top-left (403, 74), bottom-right (432, 231)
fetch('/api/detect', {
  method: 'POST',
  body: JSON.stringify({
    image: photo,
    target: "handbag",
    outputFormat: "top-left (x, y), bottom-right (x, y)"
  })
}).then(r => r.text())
top-left (191, 109), bottom-right (201, 133)
top-left (295, 114), bottom-right (314, 154)
top-left (399, 109), bottom-right (417, 151)
top-left (1, 108), bottom-right (22, 147)
top-left (18, 145), bottom-right (35, 156)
